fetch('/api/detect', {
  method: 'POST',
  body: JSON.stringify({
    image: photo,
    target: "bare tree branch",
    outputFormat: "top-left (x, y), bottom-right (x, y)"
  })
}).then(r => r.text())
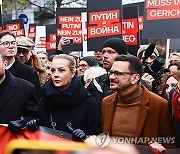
top-left (27, 0), bottom-right (56, 14)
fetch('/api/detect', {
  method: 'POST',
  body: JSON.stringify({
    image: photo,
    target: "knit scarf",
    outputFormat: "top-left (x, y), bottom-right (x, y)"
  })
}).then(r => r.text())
top-left (44, 76), bottom-right (88, 109)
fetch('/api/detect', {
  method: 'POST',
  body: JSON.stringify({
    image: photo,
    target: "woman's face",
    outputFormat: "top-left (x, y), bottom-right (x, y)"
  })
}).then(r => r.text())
top-left (50, 58), bottom-right (75, 91)
top-left (165, 76), bottom-right (178, 99)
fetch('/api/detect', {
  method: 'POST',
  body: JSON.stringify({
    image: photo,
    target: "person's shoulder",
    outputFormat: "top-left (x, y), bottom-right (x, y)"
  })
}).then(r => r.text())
top-left (15, 76), bottom-right (35, 88)
top-left (146, 88), bottom-right (168, 107)
top-left (20, 63), bottom-right (36, 73)
top-left (102, 92), bottom-right (117, 104)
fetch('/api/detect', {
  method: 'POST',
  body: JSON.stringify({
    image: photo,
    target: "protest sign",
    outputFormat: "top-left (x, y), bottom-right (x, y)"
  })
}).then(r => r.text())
top-left (123, 5), bottom-right (139, 55)
top-left (28, 24), bottom-right (36, 42)
top-left (87, 0), bottom-right (122, 51)
top-left (143, 0), bottom-right (180, 39)
top-left (46, 24), bottom-right (56, 56)
top-left (4, 19), bottom-right (25, 37)
top-left (56, 8), bottom-right (85, 51)
top-left (35, 26), bottom-right (46, 52)
top-left (125, 2), bottom-right (149, 45)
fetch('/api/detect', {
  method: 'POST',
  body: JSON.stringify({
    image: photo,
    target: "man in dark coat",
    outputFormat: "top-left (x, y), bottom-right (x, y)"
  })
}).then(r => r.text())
top-left (0, 30), bottom-right (41, 102)
top-left (0, 51), bottom-right (37, 132)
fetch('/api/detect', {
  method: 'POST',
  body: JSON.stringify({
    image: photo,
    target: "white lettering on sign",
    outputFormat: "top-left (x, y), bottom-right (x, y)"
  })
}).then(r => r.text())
top-left (90, 26), bottom-right (119, 35)
top-left (150, 9), bottom-right (180, 17)
top-left (59, 16), bottom-right (74, 22)
top-left (174, 0), bottom-right (180, 5)
top-left (53, 35), bottom-right (56, 41)
top-left (12, 30), bottom-right (24, 36)
top-left (123, 35), bottom-right (136, 43)
top-left (72, 30), bottom-right (82, 35)
top-left (147, 0), bottom-right (172, 7)
top-left (61, 24), bottom-right (81, 29)
top-left (50, 43), bottom-right (56, 48)
top-left (8, 25), bottom-right (18, 31)
top-left (91, 12), bottom-right (118, 21)
top-left (122, 22), bottom-right (134, 29)
top-left (57, 30), bottom-right (71, 36)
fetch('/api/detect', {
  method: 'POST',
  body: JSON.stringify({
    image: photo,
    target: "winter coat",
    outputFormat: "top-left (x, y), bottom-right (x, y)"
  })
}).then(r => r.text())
top-left (0, 71), bottom-right (37, 123)
top-left (8, 58), bottom-right (42, 101)
top-left (38, 75), bottom-right (102, 135)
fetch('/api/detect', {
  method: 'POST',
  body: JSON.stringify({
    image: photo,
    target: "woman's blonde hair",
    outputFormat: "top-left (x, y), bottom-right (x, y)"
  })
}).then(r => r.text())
top-left (53, 54), bottom-right (76, 72)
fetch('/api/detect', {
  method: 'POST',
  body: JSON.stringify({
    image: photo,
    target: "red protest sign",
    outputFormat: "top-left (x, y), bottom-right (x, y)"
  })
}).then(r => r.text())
top-left (4, 19), bottom-right (25, 37)
top-left (57, 15), bottom-right (82, 44)
top-left (28, 24), bottom-right (36, 42)
top-left (122, 18), bottom-right (138, 45)
top-left (5, 23), bottom-right (24, 36)
top-left (138, 16), bottom-right (144, 31)
top-left (146, 0), bottom-right (180, 20)
top-left (88, 10), bottom-right (121, 38)
top-left (47, 34), bottom-right (56, 50)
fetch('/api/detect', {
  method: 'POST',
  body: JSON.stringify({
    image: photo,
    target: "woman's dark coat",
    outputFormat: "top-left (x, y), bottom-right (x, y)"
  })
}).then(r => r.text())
top-left (38, 76), bottom-right (102, 135)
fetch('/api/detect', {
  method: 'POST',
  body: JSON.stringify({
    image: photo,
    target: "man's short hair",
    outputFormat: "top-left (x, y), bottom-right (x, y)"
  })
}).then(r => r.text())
top-left (0, 30), bottom-right (16, 40)
top-left (115, 55), bottom-right (144, 78)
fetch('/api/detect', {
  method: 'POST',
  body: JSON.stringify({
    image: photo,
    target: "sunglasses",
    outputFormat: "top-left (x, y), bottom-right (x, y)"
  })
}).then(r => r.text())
top-left (17, 48), bottom-right (29, 56)
top-left (94, 51), bottom-right (102, 53)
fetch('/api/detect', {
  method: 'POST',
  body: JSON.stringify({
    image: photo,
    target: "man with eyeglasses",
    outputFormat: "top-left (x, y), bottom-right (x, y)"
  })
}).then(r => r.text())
top-left (16, 36), bottom-right (35, 64)
top-left (87, 38), bottom-right (128, 104)
top-left (0, 30), bottom-right (41, 102)
top-left (102, 54), bottom-right (176, 149)
top-left (88, 38), bottom-right (153, 105)
top-left (78, 56), bottom-right (98, 86)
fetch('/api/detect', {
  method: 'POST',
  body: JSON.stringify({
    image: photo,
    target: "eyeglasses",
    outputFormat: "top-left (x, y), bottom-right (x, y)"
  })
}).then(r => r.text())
top-left (17, 48), bottom-right (29, 56)
top-left (108, 70), bottom-right (136, 77)
top-left (79, 64), bottom-right (88, 68)
top-left (0, 41), bottom-right (17, 48)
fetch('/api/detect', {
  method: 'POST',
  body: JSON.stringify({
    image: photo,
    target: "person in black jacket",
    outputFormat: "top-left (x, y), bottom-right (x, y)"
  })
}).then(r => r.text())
top-left (0, 30), bottom-right (41, 102)
top-left (87, 38), bottom-right (128, 103)
top-left (0, 51), bottom-right (37, 133)
top-left (87, 38), bottom-right (153, 104)
top-left (38, 54), bottom-right (102, 137)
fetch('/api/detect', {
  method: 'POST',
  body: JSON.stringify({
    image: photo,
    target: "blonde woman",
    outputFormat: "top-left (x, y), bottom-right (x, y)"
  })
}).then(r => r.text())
top-left (37, 54), bottom-right (102, 140)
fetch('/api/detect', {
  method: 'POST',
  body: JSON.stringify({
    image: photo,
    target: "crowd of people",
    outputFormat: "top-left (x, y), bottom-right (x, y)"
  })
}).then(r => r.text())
top-left (0, 30), bottom-right (180, 153)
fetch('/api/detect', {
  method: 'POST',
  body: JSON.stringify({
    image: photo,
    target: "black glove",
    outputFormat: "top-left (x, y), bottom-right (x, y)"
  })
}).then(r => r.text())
top-left (8, 118), bottom-right (26, 133)
top-left (72, 129), bottom-right (87, 142)
top-left (26, 119), bottom-right (38, 132)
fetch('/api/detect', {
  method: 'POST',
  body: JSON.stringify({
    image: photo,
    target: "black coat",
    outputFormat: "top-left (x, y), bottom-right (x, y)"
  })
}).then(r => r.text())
top-left (38, 76), bottom-right (102, 135)
top-left (0, 72), bottom-right (37, 124)
top-left (8, 58), bottom-right (42, 101)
